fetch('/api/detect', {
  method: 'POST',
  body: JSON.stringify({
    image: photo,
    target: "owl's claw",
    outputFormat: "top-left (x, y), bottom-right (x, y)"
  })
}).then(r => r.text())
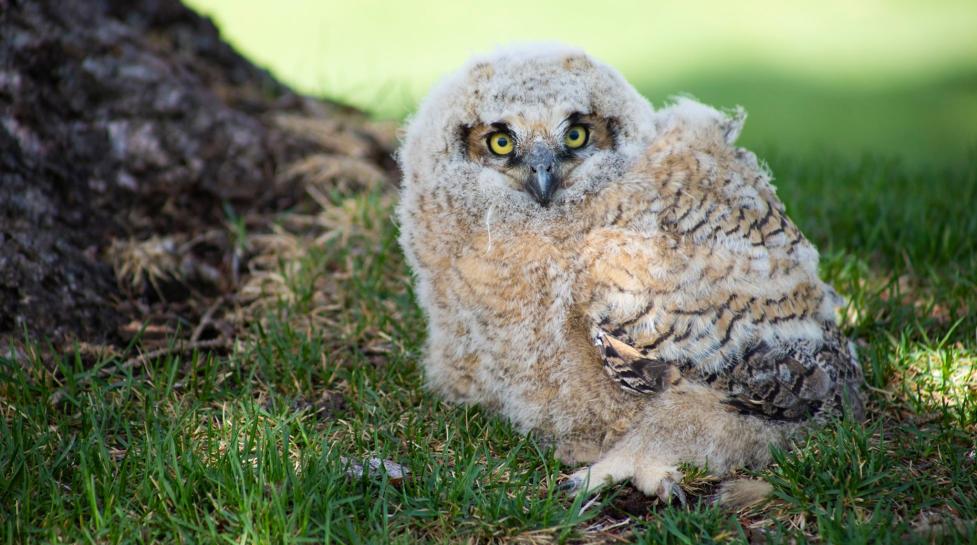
top-left (558, 474), bottom-right (585, 493)
top-left (561, 452), bottom-right (636, 497)
top-left (659, 476), bottom-right (687, 506)
top-left (560, 469), bottom-right (610, 496)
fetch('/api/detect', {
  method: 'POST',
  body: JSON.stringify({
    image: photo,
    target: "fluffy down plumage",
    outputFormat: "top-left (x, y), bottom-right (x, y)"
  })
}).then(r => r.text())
top-left (396, 44), bottom-right (864, 501)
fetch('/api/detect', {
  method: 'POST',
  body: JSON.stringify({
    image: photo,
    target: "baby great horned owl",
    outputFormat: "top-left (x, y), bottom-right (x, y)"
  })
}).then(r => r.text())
top-left (396, 44), bottom-right (864, 502)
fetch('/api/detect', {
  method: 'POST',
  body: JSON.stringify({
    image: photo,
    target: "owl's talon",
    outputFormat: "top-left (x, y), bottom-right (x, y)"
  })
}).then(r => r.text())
top-left (558, 475), bottom-right (584, 493)
top-left (562, 469), bottom-right (602, 496)
top-left (563, 453), bottom-right (635, 497)
top-left (660, 477), bottom-right (687, 506)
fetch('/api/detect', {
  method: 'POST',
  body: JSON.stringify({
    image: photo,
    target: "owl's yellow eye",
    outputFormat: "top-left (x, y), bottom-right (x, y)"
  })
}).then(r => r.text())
top-left (564, 125), bottom-right (589, 149)
top-left (487, 132), bottom-right (515, 156)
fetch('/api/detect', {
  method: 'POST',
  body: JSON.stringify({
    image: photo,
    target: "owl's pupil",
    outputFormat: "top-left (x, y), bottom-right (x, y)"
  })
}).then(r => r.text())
top-left (569, 130), bottom-right (579, 140)
top-left (497, 137), bottom-right (508, 147)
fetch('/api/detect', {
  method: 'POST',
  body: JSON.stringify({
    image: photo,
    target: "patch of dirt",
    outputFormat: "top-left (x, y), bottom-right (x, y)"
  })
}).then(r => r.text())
top-left (291, 389), bottom-right (349, 423)
top-left (602, 486), bottom-right (659, 518)
top-left (0, 0), bottom-right (398, 358)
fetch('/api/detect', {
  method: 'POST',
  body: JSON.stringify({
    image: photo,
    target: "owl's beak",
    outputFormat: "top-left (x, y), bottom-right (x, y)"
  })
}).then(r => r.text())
top-left (525, 145), bottom-right (559, 207)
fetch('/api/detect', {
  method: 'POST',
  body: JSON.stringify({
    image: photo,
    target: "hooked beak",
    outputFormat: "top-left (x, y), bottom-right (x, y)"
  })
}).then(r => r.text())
top-left (524, 144), bottom-right (560, 207)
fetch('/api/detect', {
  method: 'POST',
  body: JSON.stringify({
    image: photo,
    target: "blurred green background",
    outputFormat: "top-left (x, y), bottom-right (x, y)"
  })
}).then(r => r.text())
top-left (187, 0), bottom-right (977, 165)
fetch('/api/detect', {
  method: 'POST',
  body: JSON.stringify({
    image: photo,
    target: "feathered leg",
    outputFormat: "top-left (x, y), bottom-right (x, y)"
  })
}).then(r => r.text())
top-left (562, 381), bottom-right (790, 502)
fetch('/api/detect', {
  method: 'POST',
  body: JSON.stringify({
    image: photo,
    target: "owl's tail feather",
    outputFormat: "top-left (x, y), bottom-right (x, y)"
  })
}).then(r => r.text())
top-left (713, 479), bottom-right (774, 511)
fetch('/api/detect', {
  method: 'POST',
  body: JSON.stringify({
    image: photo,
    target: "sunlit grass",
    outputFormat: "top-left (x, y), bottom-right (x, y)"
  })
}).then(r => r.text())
top-left (898, 340), bottom-right (976, 424)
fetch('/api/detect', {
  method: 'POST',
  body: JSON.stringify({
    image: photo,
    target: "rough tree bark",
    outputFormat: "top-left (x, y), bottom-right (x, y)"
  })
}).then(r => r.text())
top-left (0, 0), bottom-right (395, 350)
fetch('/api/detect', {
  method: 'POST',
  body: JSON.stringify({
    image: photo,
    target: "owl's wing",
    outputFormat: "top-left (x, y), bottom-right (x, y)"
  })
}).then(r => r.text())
top-left (593, 319), bottom-right (863, 422)
top-left (714, 324), bottom-right (865, 422)
top-left (593, 327), bottom-right (681, 394)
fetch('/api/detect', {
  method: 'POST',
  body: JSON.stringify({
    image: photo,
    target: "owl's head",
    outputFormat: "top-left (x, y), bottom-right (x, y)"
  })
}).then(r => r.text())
top-left (399, 45), bottom-right (656, 221)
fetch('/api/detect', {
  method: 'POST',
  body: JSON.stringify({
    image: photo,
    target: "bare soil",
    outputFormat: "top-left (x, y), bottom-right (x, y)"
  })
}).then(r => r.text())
top-left (0, 0), bottom-right (397, 355)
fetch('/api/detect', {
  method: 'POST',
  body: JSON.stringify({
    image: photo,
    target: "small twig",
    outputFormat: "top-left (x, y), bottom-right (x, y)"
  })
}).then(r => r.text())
top-left (585, 517), bottom-right (631, 533)
top-left (580, 494), bottom-right (602, 514)
top-left (176, 228), bottom-right (226, 254)
top-left (191, 296), bottom-right (225, 343)
top-left (111, 338), bottom-right (231, 376)
top-left (49, 337), bottom-right (231, 405)
top-left (864, 384), bottom-right (897, 398)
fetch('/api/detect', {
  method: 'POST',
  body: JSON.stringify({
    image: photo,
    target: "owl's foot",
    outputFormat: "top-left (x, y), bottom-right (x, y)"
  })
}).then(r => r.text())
top-left (561, 454), bottom-right (686, 505)
top-left (633, 464), bottom-right (686, 506)
top-left (561, 450), bottom-right (633, 495)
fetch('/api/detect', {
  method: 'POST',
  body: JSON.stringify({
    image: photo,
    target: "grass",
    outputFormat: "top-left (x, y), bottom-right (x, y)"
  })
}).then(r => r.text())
top-left (3, 149), bottom-right (976, 543)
